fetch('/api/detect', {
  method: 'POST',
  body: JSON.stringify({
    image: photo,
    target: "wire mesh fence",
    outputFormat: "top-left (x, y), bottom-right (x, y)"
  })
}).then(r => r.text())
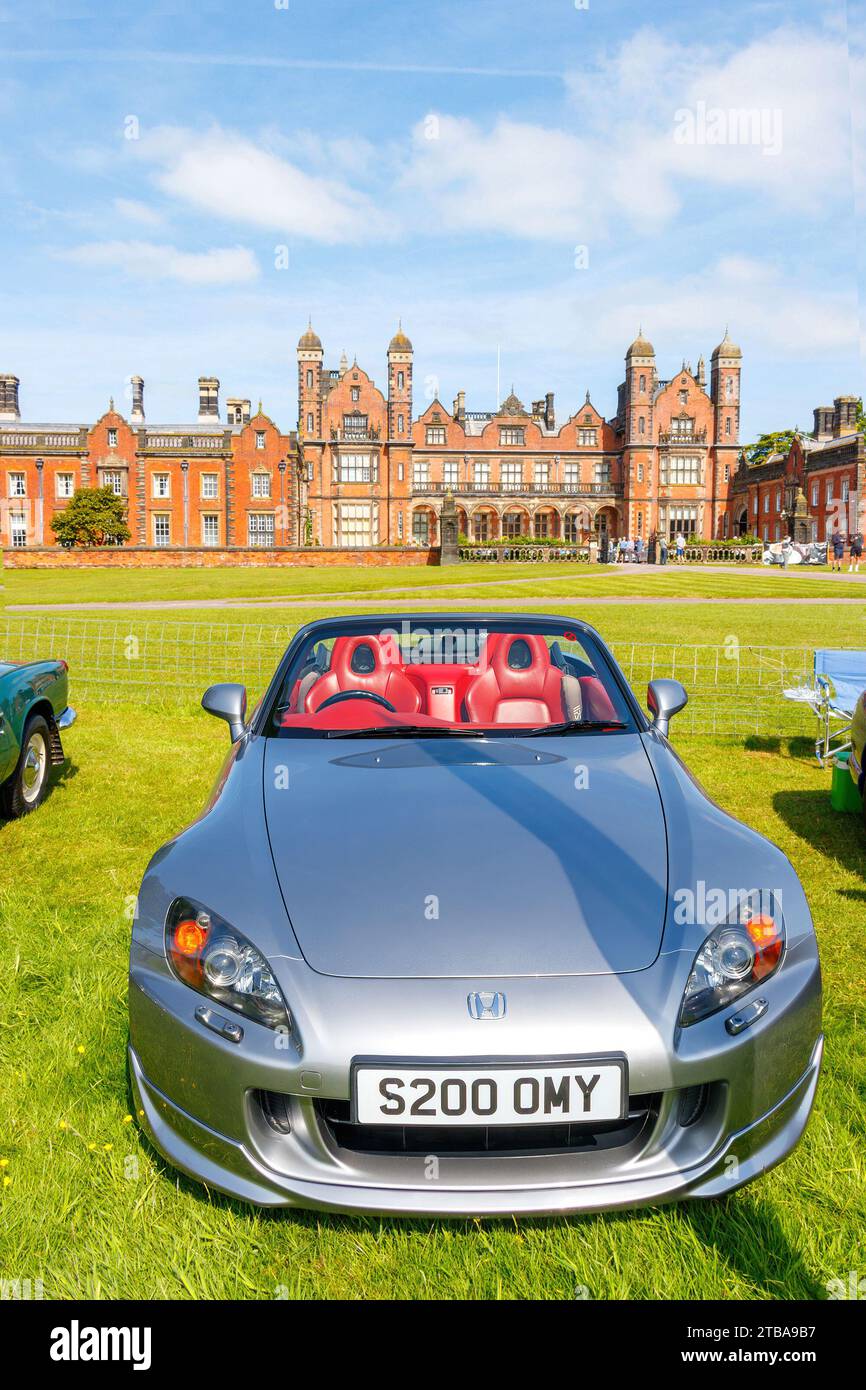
top-left (0, 613), bottom-right (297, 706)
top-left (0, 612), bottom-right (824, 736)
top-left (608, 641), bottom-right (815, 736)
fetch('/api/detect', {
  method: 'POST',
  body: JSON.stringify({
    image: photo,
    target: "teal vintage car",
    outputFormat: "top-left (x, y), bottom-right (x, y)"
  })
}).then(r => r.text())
top-left (0, 658), bottom-right (76, 817)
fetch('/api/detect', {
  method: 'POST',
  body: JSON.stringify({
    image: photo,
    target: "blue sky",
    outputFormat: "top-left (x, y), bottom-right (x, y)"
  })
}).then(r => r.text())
top-left (0, 0), bottom-right (863, 439)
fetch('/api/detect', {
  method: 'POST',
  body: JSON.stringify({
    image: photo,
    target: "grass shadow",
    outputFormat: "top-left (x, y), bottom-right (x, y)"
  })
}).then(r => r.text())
top-left (675, 1194), bottom-right (827, 1299)
top-left (744, 735), bottom-right (782, 753)
top-left (772, 788), bottom-right (865, 881)
top-left (742, 735), bottom-right (817, 760)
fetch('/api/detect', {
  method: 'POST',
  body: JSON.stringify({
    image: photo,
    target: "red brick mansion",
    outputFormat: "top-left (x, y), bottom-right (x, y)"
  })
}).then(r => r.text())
top-left (296, 325), bottom-right (743, 549)
top-left (1, 327), bottom-right (862, 556)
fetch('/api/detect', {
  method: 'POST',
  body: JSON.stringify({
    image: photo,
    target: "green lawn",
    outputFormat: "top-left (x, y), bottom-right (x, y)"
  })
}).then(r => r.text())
top-left (1, 561), bottom-right (864, 1298)
top-left (0, 705), bottom-right (863, 1299)
top-left (5, 561), bottom-right (863, 609)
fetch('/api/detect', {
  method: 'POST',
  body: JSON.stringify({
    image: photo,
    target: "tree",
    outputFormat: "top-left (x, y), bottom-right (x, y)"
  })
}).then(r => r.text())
top-left (51, 486), bottom-right (131, 548)
top-left (742, 429), bottom-right (801, 468)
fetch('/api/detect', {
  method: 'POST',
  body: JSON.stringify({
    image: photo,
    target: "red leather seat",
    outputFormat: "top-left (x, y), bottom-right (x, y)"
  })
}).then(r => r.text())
top-left (306, 635), bottom-right (422, 714)
top-left (464, 634), bottom-right (564, 725)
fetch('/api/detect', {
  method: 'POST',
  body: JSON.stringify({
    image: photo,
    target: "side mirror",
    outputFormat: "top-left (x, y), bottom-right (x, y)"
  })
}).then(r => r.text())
top-left (202, 683), bottom-right (248, 743)
top-left (647, 678), bottom-right (688, 737)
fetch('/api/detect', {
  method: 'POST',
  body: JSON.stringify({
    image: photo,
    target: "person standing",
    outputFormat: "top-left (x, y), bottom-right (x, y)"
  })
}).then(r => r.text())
top-left (849, 530), bottom-right (863, 573)
top-left (659, 533), bottom-right (668, 566)
top-left (830, 526), bottom-right (845, 572)
top-left (635, 534), bottom-right (644, 564)
top-left (675, 530), bottom-right (686, 564)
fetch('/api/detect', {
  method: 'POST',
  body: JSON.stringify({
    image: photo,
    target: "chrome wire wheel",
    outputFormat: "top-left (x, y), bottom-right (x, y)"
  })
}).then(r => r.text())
top-left (21, 730), bottom-right (48, 805)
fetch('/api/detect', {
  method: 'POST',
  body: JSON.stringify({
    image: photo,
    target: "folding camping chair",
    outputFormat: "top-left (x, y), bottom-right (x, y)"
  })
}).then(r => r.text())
top-left (783, 649), bottom-right (866, 764)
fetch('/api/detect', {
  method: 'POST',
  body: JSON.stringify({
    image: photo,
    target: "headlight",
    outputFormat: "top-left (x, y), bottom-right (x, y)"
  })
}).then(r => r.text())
top-left (679, 892), bottom-right (784, 1027)
top-left (165, 897), bottom-right (291, 1031)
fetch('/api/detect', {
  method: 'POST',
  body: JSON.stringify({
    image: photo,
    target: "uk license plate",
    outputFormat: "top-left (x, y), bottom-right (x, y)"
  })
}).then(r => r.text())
top-left (354, 1059), bottom-right (626, 1126)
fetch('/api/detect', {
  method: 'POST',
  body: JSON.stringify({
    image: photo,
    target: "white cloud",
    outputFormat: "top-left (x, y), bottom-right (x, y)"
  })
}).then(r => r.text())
top-left (58, 240), bottom-right (260, 286)
top-left (405, 25), bottom-right (853, 242)
top-left (135, 125), bottom-right (391, 244)
top-left (404, 114), bottom-right (603, 241)
top-left (113, 197), bottom-right (165, 227)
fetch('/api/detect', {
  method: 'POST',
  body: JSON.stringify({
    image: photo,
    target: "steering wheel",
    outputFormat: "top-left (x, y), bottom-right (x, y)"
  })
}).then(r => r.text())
top-left (316, 690), bottom-right (397, 712)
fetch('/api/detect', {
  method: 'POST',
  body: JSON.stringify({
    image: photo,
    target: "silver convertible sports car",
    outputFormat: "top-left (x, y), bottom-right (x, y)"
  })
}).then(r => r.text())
top-left (129, 615), bottom-right (822, 1215)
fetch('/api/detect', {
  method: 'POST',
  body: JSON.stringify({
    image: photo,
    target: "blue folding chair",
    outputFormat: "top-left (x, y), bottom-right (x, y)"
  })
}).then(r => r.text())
top-left (784, 649), bottom-right (866, 764)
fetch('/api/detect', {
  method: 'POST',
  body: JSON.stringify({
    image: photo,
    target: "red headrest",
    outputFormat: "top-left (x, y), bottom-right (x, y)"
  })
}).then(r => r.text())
top-left (488, 633), bottom-right (552, 691)
top-left (329, 634), bottom-right (392, 685)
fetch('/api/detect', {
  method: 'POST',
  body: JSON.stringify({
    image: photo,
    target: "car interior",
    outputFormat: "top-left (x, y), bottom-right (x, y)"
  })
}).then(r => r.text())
top-left (277, 630), bottom-right (624, 732)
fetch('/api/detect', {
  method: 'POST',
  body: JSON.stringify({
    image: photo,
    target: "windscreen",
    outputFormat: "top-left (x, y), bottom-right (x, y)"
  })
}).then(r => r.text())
top-left (270, 621), bottom-right (636, 737)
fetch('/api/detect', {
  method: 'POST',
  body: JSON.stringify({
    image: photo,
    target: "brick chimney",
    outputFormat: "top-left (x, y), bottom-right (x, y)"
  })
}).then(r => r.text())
top-left (531, 393), bottom-right (556, 430)
top-left (452, 389), bottom-right (465, 423)
top-left (0, 373), bottom-right (21, 421)
top-left (130, 375), bottom-right (145, 424)
top-left (813, 405), bottom-right (834, 439)
top-left (833, 395), bottom-right (859, 439)
top-left (198, 376), bottom-right (220, 423)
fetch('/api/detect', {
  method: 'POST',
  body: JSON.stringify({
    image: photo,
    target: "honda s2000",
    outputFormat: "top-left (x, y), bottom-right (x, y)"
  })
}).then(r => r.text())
top-left (128, 615), bottom-right (822, 1214)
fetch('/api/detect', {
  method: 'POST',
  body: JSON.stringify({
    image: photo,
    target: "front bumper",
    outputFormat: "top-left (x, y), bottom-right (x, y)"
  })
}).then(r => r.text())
top-left (130, 1037), bottom-right (822, 1215)
top-left (129, 940), bottom-right (823, 1216)
top-left (56, 706), bottom-right (77, 731)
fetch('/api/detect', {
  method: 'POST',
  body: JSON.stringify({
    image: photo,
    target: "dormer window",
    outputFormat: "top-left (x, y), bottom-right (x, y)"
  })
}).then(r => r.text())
top-left (255, 431), bottom-right (266, 449)
top-left (108, 428), bottom-right (118, 448)
top-left (500, 427), bottom-right (524, 446)
top-left (351, 387), bottom-right (360, 402)
top-left (678, 390), bottom-right (688, 406)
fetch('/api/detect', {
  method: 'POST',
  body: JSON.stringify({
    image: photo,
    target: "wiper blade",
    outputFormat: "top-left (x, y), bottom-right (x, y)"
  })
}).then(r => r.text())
top-left (521, 719), bottom-right (628, 736)
top-left (325, 724), bottom-right (465, 739)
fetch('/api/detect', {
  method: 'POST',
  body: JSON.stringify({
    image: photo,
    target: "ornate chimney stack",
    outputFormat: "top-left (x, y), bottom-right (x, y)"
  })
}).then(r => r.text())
top-left (833, 395), bottom-right (859, 438)
top-left (130, 375), bottom-right (145, 424)
top-left (813, 405), bottom-right (834, 439)
top-left (0, 373), bottom-right (21, 421)
top-left (197, 376), bottom-right (220, 422)
top-left (453, 389), bottom-right (466, 423)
